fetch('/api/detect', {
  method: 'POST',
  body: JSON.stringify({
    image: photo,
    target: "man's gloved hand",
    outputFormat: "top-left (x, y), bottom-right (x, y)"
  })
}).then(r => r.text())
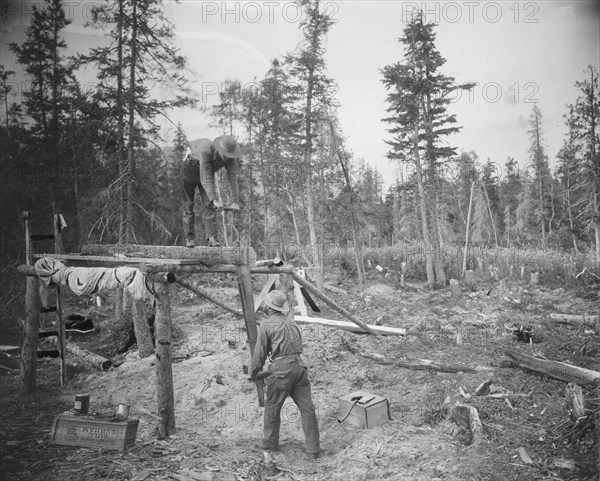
top-left (209, 199), bottom-right (222, 211)
top-left (227, 202), bottom-right (240, 211)
top-left (183, 146), bottom-right (192, 161)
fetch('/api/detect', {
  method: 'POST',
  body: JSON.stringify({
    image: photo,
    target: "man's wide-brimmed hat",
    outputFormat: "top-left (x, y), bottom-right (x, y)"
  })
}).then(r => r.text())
top-left (264, 290), bottom-right (290, 313)
top-left (213, 135), bottom-right (242, 159)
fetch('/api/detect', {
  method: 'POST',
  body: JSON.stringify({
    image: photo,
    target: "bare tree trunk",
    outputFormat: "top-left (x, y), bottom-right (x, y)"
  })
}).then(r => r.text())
top-left (480, 182), bottom-right (499, 246)
top-left (125, 0), bottom-right (137, 245)
top-left (431, 193), bottom-right (446, 285)
top-left (413, 126), bottom-right (434, 285)
top-left (565, 168), bottom-right (578, 252)
top-left (462, 182), bottom-right (475, 276)
top-left (326, 113), bottom-right (365, 287)
top-left (285, 188), bottom-right (302, 247)
top-left (595, 221), bottom-right (600, 264)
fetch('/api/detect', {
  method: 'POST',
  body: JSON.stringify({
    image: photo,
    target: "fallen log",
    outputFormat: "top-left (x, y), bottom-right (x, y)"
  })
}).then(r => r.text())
top-left (474, 379), bottom-right (492, 396)
top-left (65, 343), bottom-right (112, 370)
top-left (294, 315), bottom-right (406, 336)
top-left (506, 349), bottom-right (600, 385)
top-left (324, 283), bottom-right (348, 296)
top-left (358, 351), bottom-right (494, 373)
top-left (548, 313), bottom-right (597, 327)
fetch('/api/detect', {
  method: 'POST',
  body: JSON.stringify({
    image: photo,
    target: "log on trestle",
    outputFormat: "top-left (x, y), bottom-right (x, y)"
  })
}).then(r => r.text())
top-left (81, 244), bottom-right (256, 266)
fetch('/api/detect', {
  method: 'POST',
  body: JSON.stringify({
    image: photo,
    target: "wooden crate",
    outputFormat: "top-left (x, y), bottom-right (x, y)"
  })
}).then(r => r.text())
top-left (338, 391), bottom-right (390, 429)
top-left (51, 412), bottom-right (139, 450)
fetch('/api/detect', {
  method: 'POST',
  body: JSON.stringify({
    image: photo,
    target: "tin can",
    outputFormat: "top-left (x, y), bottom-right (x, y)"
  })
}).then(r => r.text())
top-left (116, 403), bottom-right (130, 420)
top-left (74, 394), bottom-right (90, 415)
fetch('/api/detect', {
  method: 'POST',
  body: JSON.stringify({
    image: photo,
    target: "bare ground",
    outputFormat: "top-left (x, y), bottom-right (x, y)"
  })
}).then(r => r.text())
top-left (1, 270), bottom-right (599, 481)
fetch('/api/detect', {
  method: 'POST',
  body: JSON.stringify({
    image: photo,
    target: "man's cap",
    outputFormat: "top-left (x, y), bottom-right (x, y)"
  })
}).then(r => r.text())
top-left (213, 135), bottom-right (242, 159)
top-left (264, 290), bottom-right (290, 313)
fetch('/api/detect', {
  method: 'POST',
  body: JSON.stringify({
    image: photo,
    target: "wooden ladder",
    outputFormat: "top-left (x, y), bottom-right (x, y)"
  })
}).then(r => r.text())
top-left (22, 211), bottom-right (68, 386)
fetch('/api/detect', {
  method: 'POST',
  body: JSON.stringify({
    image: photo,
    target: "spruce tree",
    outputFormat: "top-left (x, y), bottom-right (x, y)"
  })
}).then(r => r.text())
top-left (382, 10), bottom-right (473, 285)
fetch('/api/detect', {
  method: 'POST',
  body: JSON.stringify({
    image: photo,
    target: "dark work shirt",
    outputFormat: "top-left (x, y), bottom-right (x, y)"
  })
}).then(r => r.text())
top-left (187, 138), bottom-right (239, 203)
top-left (250, 312), bottom-right (303, 378)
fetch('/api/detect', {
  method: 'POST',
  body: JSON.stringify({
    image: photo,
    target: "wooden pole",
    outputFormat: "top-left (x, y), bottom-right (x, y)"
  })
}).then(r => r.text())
top-left (22, 211), bottom-right (32, 265)
top-left (291, 272), bottom-right (380, 336)
top-left (65, 343), bottom-right (112, 370)
top-left (167, 273), bottom-right (243, 317)
top-left (294, 315), bottom-right (407, 336)
top-left (235, 264), bottom-right (264, 406)
top-left (53, 213), bottom-right (65, 255)
top-left (154, 280), bottom-right (175, 436)
top-left (21, 276), bottom-right (41, 396)
top-left (132, 296), bottom-right (155, 359)
top-left (56, 285), bottom-right (67, 386)
top-left (53, 213), bottom-right (67, 385)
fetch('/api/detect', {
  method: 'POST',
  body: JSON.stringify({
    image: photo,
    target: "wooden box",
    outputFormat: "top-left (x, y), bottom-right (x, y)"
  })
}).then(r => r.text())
top-left (338, 391), bottom-right (390, 429)
top-left (50, 412), bottom-right (139, 450)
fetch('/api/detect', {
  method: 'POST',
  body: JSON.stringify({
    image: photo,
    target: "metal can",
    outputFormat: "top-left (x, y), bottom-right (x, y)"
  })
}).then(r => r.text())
top-left (74, 393), bottom-right (90, 415)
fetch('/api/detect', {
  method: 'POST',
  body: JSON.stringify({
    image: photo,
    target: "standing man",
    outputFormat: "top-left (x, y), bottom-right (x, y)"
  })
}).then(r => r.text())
top-left (181, 135), bottom-right (242, 248)
top-left (250, 290), bottom-right (321, 459)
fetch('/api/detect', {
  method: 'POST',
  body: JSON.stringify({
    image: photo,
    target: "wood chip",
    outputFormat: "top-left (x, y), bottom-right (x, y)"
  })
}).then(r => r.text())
top-left (517, 447), bottom-right (533, 465)
top-left (130, 468), bottom-right (151, 481)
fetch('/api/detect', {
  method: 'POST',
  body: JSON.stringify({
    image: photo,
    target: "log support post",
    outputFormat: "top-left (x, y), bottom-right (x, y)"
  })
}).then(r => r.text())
top-left (154, 279), bottom-right (175, 437)
top-left (56, 285), bottom-right (67, 386)
top-left (235, 264), bottom-right (263, 406)
top-left (132, 296), bottom-right (155, 359)
top-left (21, 276), bottom-right (40, 397)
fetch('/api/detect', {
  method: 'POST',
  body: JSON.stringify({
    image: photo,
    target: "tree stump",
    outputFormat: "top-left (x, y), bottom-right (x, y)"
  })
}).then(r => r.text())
top-left (489, 266), bottom-right (499, 281)
top-left (450, 279), bottom-right (461, 300)
top-left (476, 257), bottom-right (485, 276)
top-left (565, 383), bottom-right (585, 423)
top-left (530, 272), bottom-right (539, 286)
top-left (400, 261), bottom-right (406, 288)
top-left (464, 270), bottom-right (476, 287)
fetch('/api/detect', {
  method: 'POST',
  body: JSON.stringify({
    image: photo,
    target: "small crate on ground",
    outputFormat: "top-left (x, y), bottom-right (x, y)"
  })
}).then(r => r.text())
top-left (338, 390), bottom-right (390, 429)
top-left (50, 411), bottom-right (139, 450)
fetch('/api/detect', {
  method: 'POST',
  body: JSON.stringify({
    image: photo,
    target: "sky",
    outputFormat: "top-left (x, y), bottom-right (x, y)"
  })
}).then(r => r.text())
top-left (1, 0), bottom-right (599, 188)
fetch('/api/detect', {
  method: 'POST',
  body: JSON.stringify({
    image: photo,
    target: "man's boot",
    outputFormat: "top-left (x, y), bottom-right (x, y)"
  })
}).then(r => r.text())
top-left (207, 237), bottom-right (220, 247)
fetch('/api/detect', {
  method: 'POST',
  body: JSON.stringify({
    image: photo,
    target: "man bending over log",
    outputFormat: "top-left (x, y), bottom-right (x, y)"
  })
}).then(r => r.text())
top-left (181, 136), bottom-right (242, 248)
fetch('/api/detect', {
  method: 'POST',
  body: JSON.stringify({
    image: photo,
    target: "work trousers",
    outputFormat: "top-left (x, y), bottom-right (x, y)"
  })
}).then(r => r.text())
top-left (181, 158), bottom-right (217, 243)
top-left (263, 359), bottom-right (320, 454)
